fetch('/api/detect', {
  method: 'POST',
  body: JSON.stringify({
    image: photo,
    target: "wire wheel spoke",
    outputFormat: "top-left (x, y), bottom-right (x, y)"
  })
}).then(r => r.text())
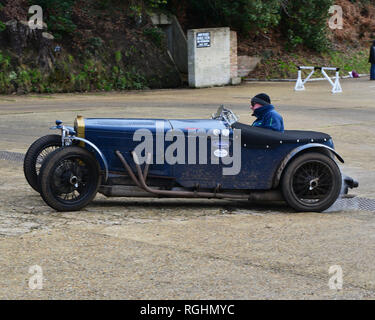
top-left (50, 157), bottom-right (90, 203)
top-left (292, 160), bottom-right (334, 204)
top-left (36, 146), bottom-right (59, 173)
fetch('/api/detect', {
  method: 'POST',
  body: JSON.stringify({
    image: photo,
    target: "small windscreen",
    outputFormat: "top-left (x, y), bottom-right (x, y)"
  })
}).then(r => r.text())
top-left (214, 105), bottom-right (224, 118)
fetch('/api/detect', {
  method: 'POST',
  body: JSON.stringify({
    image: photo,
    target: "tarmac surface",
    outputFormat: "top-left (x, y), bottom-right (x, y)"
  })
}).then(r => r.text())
top-left (0, 78), bottom-right (374, 299)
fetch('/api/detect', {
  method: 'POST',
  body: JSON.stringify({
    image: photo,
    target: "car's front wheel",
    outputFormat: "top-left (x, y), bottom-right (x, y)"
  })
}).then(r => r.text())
top-left (38, 146), bottom-right (100, 212)
top-left (281, 152), bottom-right (342, 212)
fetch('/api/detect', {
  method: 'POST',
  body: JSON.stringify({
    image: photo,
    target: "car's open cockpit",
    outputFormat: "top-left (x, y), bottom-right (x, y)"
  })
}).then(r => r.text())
top-left (232, 122), bottom-right (332, 149)
top-left (212, 105), bottom-right (332, 149)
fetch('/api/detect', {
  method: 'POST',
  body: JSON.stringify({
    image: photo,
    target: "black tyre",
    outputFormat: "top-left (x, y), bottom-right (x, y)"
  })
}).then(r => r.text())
top-left (281, 152), bottom-right (342, 212)
top-left (23, 135), bottom-right (62, 192)
top-left (38, 146), bottom-right (100, 212)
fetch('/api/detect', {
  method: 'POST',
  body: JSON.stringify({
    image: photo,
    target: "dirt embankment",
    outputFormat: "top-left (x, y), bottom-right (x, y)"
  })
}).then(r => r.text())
top-left (332, 0), bottom-right (375, 44)
top-left (0, 0), bottom-right (181, 94)
top-left (1, 0), bottom-right (374, 89)
top-left (237, 0), bottom-right (375, 79)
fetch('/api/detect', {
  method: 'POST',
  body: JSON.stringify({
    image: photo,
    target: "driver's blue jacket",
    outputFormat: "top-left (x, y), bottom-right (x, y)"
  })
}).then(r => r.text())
top-left (252, 104), bottom-right (284, 132)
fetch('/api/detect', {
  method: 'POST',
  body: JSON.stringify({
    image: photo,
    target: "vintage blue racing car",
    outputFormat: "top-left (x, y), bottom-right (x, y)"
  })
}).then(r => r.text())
top-left (24, 106), bottom-right (358, 212)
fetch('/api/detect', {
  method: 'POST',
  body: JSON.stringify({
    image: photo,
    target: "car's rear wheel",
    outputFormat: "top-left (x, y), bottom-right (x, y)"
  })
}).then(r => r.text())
top-left (24, 134), bottom-right (62, 193)
top-left (281, 152), bottom-right (342, 212)
top-left (39, 146), bottom-right (100, 212)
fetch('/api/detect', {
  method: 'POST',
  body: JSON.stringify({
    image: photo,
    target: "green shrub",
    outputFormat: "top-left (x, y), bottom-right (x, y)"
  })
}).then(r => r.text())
top-left (8, 71), bottom-right (17, 81)
top-left (143, 27), bottom-right (165, 48)
top-left (146, 0), bottom-right (168, 8)
top-left (36, 0), bottom-right (77, 39)
top-left (186, 0), bottom-right (281, 33)
top-left (87, 37), bottom-right (104, 55)
top-left (0, 52), bottom-right (10, 70)
top-left (285, 30), bottom-right (304, 51)
top-left (128, 4), bottom-right (143, 22)
top-left (115, 51), bottom-right (122, 64)
top-left (167, 0), bottom-right (337, 52)
top-left (0, 21), bottom-right (6, 32)
top-left (67, 54), bottom-right (74, 64)
top-left (281, 0), bottom-right (333, 52)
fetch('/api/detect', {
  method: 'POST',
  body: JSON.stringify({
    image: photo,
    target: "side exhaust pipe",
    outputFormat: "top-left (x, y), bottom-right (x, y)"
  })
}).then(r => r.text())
top-left (115, 150), bottom-right (283, 202)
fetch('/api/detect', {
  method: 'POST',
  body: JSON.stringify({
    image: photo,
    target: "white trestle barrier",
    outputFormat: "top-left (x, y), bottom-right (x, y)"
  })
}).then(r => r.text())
top-left (295, 66), bottom-right (343, 94)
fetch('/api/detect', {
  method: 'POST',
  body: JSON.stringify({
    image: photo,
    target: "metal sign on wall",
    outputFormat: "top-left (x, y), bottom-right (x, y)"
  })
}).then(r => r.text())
top-left (196, 32), bottom-right (211, 48)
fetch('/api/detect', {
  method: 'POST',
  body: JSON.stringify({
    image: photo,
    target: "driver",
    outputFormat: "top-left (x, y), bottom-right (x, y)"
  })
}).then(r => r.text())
top-left (250, 93), bottom-right (284, 132)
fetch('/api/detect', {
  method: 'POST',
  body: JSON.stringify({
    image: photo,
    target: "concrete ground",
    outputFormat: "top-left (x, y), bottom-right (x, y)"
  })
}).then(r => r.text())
top-left (0, 78), bottom-right (374, 299)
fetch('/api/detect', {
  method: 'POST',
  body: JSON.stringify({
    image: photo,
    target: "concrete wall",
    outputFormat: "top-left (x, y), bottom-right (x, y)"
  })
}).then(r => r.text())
top-left (230, 31), bottom-right (238, 79)
top-left (188, 27), bottom-right (231, 88)
top-left (151, 13), bottom-right (188, 74)
top-left (150, 13), bottom-right (172, 25)
top-left (170, 16), bottom-right (188, 74)
top-left (238, 56), bottom-right (262, 77)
